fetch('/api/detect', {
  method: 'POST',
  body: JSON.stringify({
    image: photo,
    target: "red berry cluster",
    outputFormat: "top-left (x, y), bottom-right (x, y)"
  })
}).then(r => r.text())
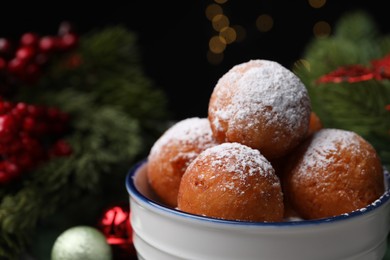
top-left (0, 99), bottom-right (72, 184)
top-left (0, 21), bottom-right (78, 92)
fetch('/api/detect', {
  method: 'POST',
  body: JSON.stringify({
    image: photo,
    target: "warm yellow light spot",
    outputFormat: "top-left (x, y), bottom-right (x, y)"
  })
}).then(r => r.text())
top-left (212, 14), bottom-right (230, 32)
top-left (219, 27), bottom-right (236, 44)
top-left (256, 14), bottom-right (274, 32)
top-left (313, 21), bottom-right (331, 38)
top-left (214, 0), bottom-right (228, 4)
top-left (209, 36), bottom-right (226, 54)
top-left (308, 0), bottom-right (326, 8)
top-left (207, 50), bottom-right (224, 65)
top-left (206, 4), bottom-right (223, 21)
top-left (293, 59), bottom-right (311, 72)
top-left (232, 25), bottom-right (247, 42)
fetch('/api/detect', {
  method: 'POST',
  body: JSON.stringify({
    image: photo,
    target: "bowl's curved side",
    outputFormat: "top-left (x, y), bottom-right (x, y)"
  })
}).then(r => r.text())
top-left (126, 160), bottom-right (390, 260)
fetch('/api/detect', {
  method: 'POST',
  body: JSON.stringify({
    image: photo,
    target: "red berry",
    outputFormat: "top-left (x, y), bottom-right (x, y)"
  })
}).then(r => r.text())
top-left (59, 33), bottom-right (78, 50)
top-left (0, 171), bottom-right (12, 184)
top-left (0, 57), bottom-right (6, 71)
top-left (23, 116), bottom-right (36, 132)
top-left (16, 46), bottom-right (36, 61)
top-left (7, 58), bottom-right (26, 74)
top-left (20, 32), bottom-right (39, 46)
top-left (3, 161), bottom-right (20, 177)
top-left (39, 36), bottom-right (59, 52)
top-left (27, 105), bottom-right (44, 118)
top-left (0, 114), bottom-right (18, 143)
top-left (0, 38), bottom-right (12, 55)
top-left (12, 102), bottom-right (28, 117)
top-left (51, 139), bottom-right (72, 156)
top-left (0, 101), bottom-right (13, 114)
top-left (21, 135), bottom-right (41, 151)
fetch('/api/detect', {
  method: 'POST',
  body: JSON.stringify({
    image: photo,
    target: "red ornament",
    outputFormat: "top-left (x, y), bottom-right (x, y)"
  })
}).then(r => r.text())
top-left (98, 203), bottom-right (136, 259)
top-left (371, 54), bottom-right (390, 80)
top-left (386, 104), bottom-right (390, 111)
top-left (317, 65), bottom-right (374, 84)
top-left (317, 53), bottom-right (390, 84)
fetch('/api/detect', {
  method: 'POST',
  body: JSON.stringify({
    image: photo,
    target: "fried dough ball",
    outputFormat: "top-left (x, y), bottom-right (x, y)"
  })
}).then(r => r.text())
top-left (307, 111), bottom-right (323, 136)
top-left (177, 142), bottom-right (284, 222)
top-left (208, 59), bottom-right (311, 160)
top-left (283, 128), bottom-right (384, 220)
top-left (147, 117), bottom-right (218, 207)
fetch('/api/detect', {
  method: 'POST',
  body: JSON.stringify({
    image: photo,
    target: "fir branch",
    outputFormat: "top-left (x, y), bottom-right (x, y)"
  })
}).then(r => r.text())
top-left (334, 10), bottom-right (379, 42)
top-left (0, 25), bottom-right (170, 257)
top-left (294, 10), bottom-right (390, 167)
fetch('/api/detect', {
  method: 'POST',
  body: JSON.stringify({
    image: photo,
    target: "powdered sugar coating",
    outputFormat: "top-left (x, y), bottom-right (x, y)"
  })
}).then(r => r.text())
top-left (187, 142), bottom-right (279, 195)
top-left (211, 60), bottom-right (309, 131)
top-left (298, 128), bottom-right (374, 178)
top-left (284, 128), bottom-right (385, 219)
top-left (178, 142), bottom-right (284, 222)
top-left (147, 117), bottom-right (218, 207)
top-left (208, 59), bottom-right (311, 159)
top-left (202, 142), bottom-right (274, 178)
top-left (149, 117), bottom-right (217, 168)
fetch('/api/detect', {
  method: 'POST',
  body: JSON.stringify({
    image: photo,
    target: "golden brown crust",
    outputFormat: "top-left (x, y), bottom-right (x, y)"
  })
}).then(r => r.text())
top-left (283, 128), bottom-right (385, 220)
top-left (147, 117), bottom-right (218, 207)
top-left (307, 111), bottom-right (323, 136)
top-left (177, 142), bottom-right (284, 222)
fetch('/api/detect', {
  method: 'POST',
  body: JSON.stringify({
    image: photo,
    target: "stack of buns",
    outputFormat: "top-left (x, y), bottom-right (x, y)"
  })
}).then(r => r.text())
top-left (146, 59), bottom-right (385, 222)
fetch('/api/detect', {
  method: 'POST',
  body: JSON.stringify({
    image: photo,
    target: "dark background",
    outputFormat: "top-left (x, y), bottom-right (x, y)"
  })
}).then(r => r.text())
top-left (0, 1), bottom-right (388, 120)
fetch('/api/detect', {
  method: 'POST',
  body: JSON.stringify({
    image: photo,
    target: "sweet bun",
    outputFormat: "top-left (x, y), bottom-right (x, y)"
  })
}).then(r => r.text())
top-left (208, 59), bottom-right (311, 160)
top-left (147, 117), bottom-right (218, 207)
top-left (283, 128), bottom-right (385, 220)
top-left (177, 142), bottom-right (284, 222)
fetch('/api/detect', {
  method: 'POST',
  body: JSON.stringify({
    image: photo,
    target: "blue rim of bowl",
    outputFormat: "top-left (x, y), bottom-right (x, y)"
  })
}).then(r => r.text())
top-left (126, 159), bottom-right (390, 227)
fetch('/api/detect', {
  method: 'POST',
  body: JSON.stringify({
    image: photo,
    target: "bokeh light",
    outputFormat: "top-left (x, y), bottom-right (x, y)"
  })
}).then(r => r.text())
top-left (256, 14), bottom-right (274, 32)
top-left (209, 35), bottom-right (227, 54)
top-left (219, 26), bottom-right (237, 44)
top-left (308, 0), bottom-right (326, 9)
top-left (212, 14), bottom-right (230, 32)
top-left (206, 4), bottom-right (223, 21)
top-left (313, 21), bottom-right (331, 38)
top-left (214, 0), bottom-right (228, 4)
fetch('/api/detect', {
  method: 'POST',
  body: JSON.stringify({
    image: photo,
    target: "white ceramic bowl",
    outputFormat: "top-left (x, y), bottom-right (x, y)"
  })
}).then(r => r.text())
top-left (126, 159), bottom-right (390, 260)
